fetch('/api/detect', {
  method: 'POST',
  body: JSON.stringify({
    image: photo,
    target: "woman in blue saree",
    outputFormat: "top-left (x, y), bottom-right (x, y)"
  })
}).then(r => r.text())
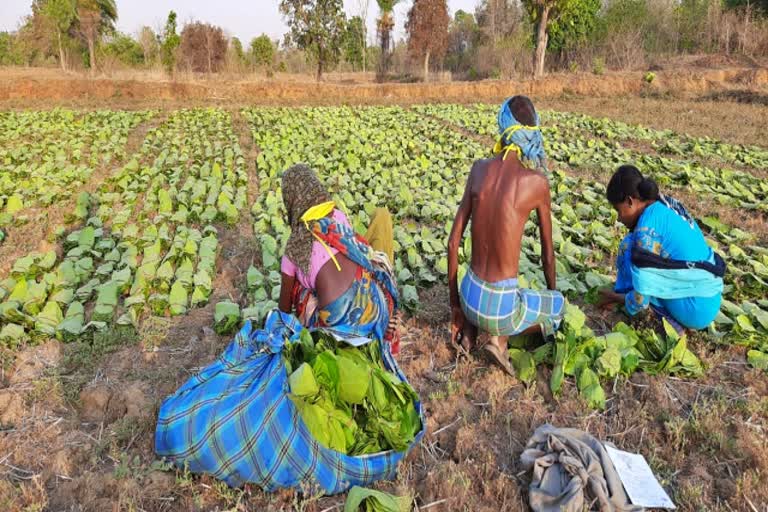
top-left (597, 165), bottom-right (724, 332)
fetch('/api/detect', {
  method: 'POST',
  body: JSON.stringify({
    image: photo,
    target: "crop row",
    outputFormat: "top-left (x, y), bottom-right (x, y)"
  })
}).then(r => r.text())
top-left (414, 104), bottom-right (768, 214)
top-left (0, 109), bottom-right (248, 346)
top-left (0, 109), bottom-right (154, 230)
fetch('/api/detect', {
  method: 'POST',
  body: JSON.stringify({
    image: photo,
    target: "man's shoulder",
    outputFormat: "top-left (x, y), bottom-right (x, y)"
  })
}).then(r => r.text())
top-left (520, 168), bottom-right (550, 190)
top-left (470, 157), bottom-right (494, 172)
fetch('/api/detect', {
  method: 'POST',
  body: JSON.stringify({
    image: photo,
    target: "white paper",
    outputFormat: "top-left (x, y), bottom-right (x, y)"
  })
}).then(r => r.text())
top-left (605, 444), bottom-right (676, 510)
top-left (318, 328), bottom-right (373, 347)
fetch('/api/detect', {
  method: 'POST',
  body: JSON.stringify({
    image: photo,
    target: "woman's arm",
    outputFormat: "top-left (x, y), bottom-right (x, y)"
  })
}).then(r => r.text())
top-left (278, 272), bottom-right (296, 313)
top-left (597, 288), bottom-right (625, 309)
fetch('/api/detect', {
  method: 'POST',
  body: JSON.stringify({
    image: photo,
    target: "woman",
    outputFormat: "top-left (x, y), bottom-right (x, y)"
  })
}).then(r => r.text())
top-left (277, 164), bottom-right (401, 353)
top-left (598, 165), bottom-right (724, 332)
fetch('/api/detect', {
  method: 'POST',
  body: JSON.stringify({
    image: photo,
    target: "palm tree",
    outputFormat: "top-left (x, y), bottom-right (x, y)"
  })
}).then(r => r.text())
top-left (76, 0), bottom-right (117, 76)
top-left (376, 0), bottom-right (400, 82)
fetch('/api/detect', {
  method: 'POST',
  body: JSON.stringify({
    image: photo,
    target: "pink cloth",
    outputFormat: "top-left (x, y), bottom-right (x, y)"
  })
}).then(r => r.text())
top-left (281, 209), bottom-right (351, 290)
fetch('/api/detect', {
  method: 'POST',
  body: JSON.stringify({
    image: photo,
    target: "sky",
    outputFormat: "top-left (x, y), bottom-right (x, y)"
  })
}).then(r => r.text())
top-left (0, 0), bottom-right (480, 44)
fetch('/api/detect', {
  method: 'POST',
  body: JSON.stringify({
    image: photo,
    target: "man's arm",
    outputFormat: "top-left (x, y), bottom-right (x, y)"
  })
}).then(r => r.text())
top-left (535, 178), bottom-right (557, 291)
top-left (448, 167), bottom-right (473, 310)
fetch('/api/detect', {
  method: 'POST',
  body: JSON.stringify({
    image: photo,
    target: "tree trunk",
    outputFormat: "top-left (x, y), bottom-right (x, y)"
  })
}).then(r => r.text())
top-left (361, 26), bottom-right (366, 73)
top-left (206, 32), bottom-right (213, 73)
top-left (57, 31), bottom-right (66, 72)
top-left (423, 50), bottom-right (430, 82)
top-left (88, 35), bottom-right (96, 77)
top-left (377, 15), bottom-right (392, 83)
top-left (533, 5), bottom-right (550, 79)
top-left (317, 53), bottom-right (323, 82)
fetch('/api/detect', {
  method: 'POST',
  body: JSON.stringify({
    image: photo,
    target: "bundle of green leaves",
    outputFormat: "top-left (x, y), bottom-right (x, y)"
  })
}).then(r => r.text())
top-left (508, 303), bottom-right (704, 409)
top-left (284, 330), bottom-right (421, 456)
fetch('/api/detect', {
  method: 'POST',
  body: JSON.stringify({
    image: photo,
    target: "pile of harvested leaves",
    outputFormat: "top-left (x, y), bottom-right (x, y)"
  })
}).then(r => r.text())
top-left (508, 304), bottom-right (704, 409)
top-left (284, 330), bottom-right (421, 455)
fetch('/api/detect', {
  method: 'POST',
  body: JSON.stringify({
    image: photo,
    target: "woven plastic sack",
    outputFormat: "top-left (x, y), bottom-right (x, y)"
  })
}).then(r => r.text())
top-left (155, 310), bottom-right (424, 493)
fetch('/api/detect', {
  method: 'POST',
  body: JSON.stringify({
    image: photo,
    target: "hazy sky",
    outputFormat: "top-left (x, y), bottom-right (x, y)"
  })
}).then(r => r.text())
top-left (0, 0), bottom-right (480, 44)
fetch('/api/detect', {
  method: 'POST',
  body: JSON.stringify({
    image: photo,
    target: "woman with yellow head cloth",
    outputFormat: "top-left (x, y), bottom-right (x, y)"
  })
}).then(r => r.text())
top-left (278, 164), bottom-right (401, 354)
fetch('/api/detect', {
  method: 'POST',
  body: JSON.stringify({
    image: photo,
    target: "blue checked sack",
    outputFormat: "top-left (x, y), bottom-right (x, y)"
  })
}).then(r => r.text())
top-left (154, 310), bottom-right (424, 494)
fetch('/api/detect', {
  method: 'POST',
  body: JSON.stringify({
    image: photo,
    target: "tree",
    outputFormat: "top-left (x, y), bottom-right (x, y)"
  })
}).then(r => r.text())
top-left (138, 26), bottom-right (158, 65)
top-left (522, 0), bottom-right (577, 77)
top-left (344, 16), bottom-right (366, 70)
top-left (406, 0), bottom-right (450, 80)
top-left (355, 0), bottom-right (371, 71)
top-left (249, 34), bottom-right (275, 70)
top-left (446, 10), bottom-right (481, 73)
top-left (475, 0), bottom-right (520, 44)
top-left (0, 32), bottom-right (24, 66)
top-left (546, 0), bottom-right (601, 56)
top-left (41, 0), bottom-right (76, 71)
top-left (375, 0), bottom-right (401, 81)
top-left (102, 32), bottom-right (143, 66)
top-left (279, 0), bottom-right (347, 81)
top-left (76, 0), bottom-right (118, 76)
top-left (231, 37), bottom-right (245, 62)
top-left (160, 11), bottom-right (180, 75)
top-left (178, 22), bottom-right (227, 73)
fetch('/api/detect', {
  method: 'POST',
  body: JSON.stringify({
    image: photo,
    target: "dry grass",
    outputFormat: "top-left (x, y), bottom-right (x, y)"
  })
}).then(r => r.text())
top-left (0, 316), bottom-right (764, 511)
top-left (541, 95), bottom-right (767, 148)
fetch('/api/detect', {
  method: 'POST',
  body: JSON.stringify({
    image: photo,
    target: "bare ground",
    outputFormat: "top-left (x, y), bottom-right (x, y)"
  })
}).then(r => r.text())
top-left (1, 65), bottom-right (767, 111)
top-left (0, 304), bottom-right (766, 511)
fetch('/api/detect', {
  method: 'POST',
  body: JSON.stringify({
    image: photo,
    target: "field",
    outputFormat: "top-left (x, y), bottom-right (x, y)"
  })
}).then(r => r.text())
top-left (0, 93), bottom-right (766, 511)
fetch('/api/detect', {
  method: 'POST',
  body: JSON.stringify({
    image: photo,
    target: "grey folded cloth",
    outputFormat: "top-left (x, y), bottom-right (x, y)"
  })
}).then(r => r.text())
top-left (520, 424), bottom-right (645, 512)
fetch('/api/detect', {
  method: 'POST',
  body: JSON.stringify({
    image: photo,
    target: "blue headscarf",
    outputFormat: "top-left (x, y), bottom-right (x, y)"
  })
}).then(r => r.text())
top-left (494, 97), bottom-right (547, 170)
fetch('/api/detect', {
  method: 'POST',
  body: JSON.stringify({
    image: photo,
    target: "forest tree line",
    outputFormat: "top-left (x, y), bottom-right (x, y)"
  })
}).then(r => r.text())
top-left (0, 0), bottom-right (767, 81)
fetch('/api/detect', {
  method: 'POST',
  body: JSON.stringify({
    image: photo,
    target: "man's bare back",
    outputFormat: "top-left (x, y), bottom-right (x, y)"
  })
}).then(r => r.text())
top-left (466, 156), bottom-right (554, 284)
top-left (447, 153), bottom-right (558, 352)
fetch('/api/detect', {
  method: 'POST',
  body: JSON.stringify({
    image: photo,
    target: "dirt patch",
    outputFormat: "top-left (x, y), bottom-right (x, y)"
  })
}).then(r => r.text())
top-left (691, 54), bottom-right (761, 69)
top-left (699, 89), bottom-right (768, 106)
top-left (78, 384), bottom-right (113, 423)
top-left (7, 340), bottom-right (62, 386)
top-left (1, 66), bottom-right (766, 109)
top-left (0, 390), bottom-right (25, 426)
top-left (0, 319), bottom-right (765, 511)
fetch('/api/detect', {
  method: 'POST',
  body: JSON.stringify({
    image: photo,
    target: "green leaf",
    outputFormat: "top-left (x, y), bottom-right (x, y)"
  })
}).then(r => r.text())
top-left (344, 486), bottom-right (412, 512)
top-left (562, 303), bottom-right (586, 335)
top-left (247, 266), bottom-right (264, 289)
top-left (5, 194), bottom-right (24, 214)
top-left (402, 285), bottom-right (418, 306)
top-left (214, 301), bottom-right (240, 335)
top-left (596, 346), bottom-right (621, 378)
top-left (736, 314), bottom-right (757, 332)
top-left (34, 301), bottom-right (63, 336)
top-left (337, 355), bottom-right (370, 404)
top-left (508, 349), bottom-right (536, 384)
top-left (0, 323), bottom-right (27, 347)
top-left (747, 350), bottom-right (768, 371)
top-left (289, 363), bottom-right (320, 397)
top-left (577, 367), bottom-right (606, 409)
top-left (169, 281), bottom-right (188, 316)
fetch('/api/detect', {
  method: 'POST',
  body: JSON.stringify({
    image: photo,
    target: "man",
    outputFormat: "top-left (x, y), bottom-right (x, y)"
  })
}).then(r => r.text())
top-left (447, 96), bottom-right (565, 375)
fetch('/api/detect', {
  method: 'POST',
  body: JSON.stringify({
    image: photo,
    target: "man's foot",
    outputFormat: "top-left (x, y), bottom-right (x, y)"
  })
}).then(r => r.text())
top-left (483, 341), bottom-right (514, 377)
